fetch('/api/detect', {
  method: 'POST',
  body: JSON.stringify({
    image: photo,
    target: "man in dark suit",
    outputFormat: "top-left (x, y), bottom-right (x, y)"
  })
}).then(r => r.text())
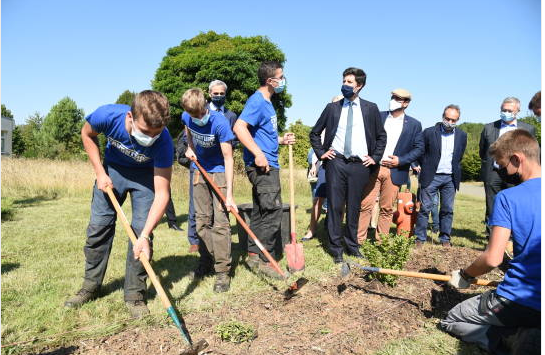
top-left (357, 88), bottom-right (423, 243)
top-left (414, 105), bottom-right (467, 247)
top-left (310, 67), bottom-right (387, 263)
top-left (479, 97), bottom-right (536, 237)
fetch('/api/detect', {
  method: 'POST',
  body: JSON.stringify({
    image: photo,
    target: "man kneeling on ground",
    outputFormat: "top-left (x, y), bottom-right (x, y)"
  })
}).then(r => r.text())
top-left (441, 129), bottom-right (541, 354)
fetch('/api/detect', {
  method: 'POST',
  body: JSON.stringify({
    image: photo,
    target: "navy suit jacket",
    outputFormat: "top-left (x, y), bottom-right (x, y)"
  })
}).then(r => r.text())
top-left (418, 123), bottom-right (467, 190)
top-left (379, 111), bottom-right (423, 186)
top-left (309, 98), bottom-right (387, 168)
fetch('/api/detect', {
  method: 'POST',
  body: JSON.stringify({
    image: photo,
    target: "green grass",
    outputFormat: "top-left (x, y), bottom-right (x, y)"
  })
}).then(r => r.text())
top-left (1, 158), bottom-right (488, 354)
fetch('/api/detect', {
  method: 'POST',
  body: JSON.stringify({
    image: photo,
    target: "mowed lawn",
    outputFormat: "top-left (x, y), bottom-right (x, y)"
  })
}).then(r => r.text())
top-left (1, 158), bottom-right (487, 354)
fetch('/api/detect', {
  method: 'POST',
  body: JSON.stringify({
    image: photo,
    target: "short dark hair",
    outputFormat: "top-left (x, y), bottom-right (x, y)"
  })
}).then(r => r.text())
top-left (131, 90), bottom-right (171, 128)
top-left (342, 67), bottom-right (366, 88)
top-left (442, 104), bottom-right (461, 118)
top-left (529, 91), bottom-right (540, 111)
top-left (258, 61), bottom-right (283, 86)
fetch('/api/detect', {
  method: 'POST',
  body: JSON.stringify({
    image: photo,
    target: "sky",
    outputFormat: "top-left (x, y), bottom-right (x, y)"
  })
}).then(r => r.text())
top-left (1, 0), bottom-right (541, 129)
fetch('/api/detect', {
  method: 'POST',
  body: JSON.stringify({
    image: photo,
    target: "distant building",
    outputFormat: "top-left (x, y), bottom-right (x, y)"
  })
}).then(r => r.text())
top-left (1, 116), bottom-right (15, 156)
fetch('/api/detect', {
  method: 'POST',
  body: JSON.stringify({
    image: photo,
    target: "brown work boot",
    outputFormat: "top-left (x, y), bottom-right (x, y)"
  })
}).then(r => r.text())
top-left (258, 260), bottom-right (288, 280)
top-left (188, 244), bottom-right (199, 254)
top-left (213, 272), bottom-right (231, 293)
top-left (125, 300), bottom-right (150, 319)
top-left (246, 253), bottom-right (259, 270)
top-left (64, 288), bottom-right (98, 308)
top-left (441, 241), bottom-right (452, 248)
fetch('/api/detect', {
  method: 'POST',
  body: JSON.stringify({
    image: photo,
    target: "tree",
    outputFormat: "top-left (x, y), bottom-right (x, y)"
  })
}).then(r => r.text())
top-left (116, 90), bottom-right (136, 106)
top-left (153, 31), bottom-right (292, 137)
top-left (1, 104), bottom-right (14, 118)
top-left (520, 116), bottom-right (541, 145)
top-left (278, 120), bottom-right (312, 168)
top-left (40, 97), bottom-right (85, 158)
top-left (12, 126), bottom-right (25, 156)
top-left (19, 112), bottom-right (44, 158)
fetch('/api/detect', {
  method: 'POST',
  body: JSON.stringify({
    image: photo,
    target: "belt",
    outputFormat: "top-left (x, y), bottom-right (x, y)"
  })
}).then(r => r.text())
top-left (336, 153), bottom-right (362, 163)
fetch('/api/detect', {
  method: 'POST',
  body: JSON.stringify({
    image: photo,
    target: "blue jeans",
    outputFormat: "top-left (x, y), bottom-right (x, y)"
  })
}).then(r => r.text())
top-left (83, 163), bottom-right (154, 301)
top-left (187, 166), bottom-right (199, 245)
top-left (431, 192), bottom-right (439, 229)
top-left (415, 174), bottom-right (456, 243)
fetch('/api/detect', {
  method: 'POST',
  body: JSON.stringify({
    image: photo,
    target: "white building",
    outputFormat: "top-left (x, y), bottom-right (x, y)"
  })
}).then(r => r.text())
top-left (1, 116), bottom-right (15, 156)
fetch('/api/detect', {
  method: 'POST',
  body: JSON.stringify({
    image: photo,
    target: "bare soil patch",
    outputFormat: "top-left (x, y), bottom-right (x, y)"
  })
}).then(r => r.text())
top-left (31, 245), bottom-right (502, 355)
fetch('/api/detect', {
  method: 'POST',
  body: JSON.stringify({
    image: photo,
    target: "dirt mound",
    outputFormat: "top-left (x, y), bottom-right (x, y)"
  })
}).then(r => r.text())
top-left (32, 246), bottom-right (502, 355)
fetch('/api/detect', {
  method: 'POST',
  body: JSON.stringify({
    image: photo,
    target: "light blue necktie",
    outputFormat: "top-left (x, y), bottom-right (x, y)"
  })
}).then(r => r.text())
top-left (344, 102), bottom-right (353, 157)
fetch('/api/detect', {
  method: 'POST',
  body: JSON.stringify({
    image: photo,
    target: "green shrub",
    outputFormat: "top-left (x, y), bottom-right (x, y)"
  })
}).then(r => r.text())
top-left (360, 233), bottom-right (415, 287)
top-left (216, 320), bottom-right (257, 343)
top-left (1, 198), bottom-right (15, 222)
top-left (461, 150), bottom-right (481, 181)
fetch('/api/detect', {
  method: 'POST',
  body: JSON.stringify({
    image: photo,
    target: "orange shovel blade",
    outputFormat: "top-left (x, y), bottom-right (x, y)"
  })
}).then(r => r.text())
top-left (284, 233), bottom-right (305, 272)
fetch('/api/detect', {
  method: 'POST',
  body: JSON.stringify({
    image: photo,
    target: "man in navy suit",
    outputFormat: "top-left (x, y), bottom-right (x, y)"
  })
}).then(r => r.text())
top-left (310, 67), bottom-right (387, 263)
top-left (414, 105), bottom-right (467, 247)
top-left (357, 88), bottom-right (423, 243)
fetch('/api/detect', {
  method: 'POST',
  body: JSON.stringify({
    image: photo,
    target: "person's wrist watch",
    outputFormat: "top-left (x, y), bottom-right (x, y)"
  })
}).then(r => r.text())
top-left (460, 269), bottom-right (476, 283)
top-left (138, 234), bottom-right (151, 241)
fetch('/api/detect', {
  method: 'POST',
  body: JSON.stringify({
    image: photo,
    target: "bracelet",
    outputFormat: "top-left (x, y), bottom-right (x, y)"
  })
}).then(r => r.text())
top-left (460, 269), bottom-right (476, 282)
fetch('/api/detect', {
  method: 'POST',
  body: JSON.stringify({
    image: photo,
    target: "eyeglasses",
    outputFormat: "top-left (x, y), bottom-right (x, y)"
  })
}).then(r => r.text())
top-left (270, 75), bottom-right (286, 81)
top-left (391, 95), bottom-right (409, 103)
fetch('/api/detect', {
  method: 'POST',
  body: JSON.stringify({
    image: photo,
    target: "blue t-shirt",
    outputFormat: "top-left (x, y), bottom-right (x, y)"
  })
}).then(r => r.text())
top-left (490, 178), bottom-right (541, 311)
top-left (238, 91), bottom-right (279, 168)
top-left (181, 110), bottom-right (235, 173)
top-left (86, 104), bottom-right (173, 168)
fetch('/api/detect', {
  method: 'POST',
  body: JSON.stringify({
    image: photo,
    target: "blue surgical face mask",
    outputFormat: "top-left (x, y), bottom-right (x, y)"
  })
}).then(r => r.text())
top-left (211, 95), bottom-right (226, 107)
top-left (341, 85), bottom-right (356, 100)
top-left (192, 113), bottom-right (210, 127)
top-left (500, 111), bottom-right (516, 123)
top-left (273, 78), bottom-right (286, 93)
top-left (131, 120), bottom-right (161, 147)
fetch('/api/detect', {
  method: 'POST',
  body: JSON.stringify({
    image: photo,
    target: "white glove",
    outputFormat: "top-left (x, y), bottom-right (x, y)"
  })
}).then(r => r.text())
top-left (448, 269), bottom-right (472, 289)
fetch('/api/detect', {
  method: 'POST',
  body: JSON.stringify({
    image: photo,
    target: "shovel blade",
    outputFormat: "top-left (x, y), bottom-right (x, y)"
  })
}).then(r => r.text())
top-left (284, 241), bottom-right (305, 272)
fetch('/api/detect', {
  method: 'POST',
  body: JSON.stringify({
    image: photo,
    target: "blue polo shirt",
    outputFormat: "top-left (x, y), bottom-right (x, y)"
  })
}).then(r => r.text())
top-left (238, 91), bottom-right (280, 168)
top-left (489, 177), bottom-right (541, 311)
top-left (86, 104), bottom-right (173, 168)
top-left (181, 110), bottom-right (234, 173)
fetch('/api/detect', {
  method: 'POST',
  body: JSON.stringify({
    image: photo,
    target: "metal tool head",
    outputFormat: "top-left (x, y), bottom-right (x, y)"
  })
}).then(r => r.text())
top-left (180, 339), bottom-right (209, 355)
top-left (340, 262), bottom-right (351, 279)
top-left (284, 277), bottom-right (309, 300)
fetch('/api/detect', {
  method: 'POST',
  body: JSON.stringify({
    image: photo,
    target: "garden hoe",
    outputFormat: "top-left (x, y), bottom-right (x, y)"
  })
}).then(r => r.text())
top-left (346, 260), bottom-right (499, 287)
top-left (105, 186), bottom-right (208, 355)
top-left (191, 158), bottom-right (307, 298)
top-left (284, 143), bottom-right (305, 272)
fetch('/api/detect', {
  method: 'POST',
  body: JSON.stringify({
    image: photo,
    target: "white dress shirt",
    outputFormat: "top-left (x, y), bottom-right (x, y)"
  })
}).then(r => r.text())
top-left (381, 113), bottom-right (404, 162)
top-left (331, 98), bottom-right (368, 159)
top-left (209, 102), bottom-right (225, 112)
top-left (436, 127), bottom-right (455, 174)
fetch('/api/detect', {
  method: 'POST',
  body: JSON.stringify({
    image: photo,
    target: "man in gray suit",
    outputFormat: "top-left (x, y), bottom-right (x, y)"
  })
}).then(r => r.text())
top-left (479, 97), bottom-right (536, 237)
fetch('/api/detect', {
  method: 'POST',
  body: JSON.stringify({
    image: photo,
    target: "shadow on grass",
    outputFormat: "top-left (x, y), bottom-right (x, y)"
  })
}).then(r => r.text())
top-left (157, 213), bottom-right (189, 228)
top-left (421, 283), bottom-right (481, 319)
top-left (452, 227), bottom-right (487, 249)
top-left (28, 345), bottom-right (79, 355)
top-left (1, 262), bottom-right (20, 274)
top-left (14, 194), bottom-right (58, 207)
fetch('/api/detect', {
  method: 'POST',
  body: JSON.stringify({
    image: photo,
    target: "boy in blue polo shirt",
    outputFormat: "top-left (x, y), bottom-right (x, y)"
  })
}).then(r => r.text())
top-left (181, 88), bottom-right (237, 293)
top-left (64, 90), bottom-right (173, 319)
top-left (233, 61), bottom-right (295, 279)
top-left (441, 129), bottom-right (541, 354)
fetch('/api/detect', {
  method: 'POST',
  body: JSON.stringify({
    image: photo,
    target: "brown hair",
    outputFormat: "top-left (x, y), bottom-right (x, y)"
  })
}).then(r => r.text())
top-left (181, 88), bottom-right (207, 117)
top-left (131, 90), bottom-right (170, 128)
top-left (489, 129), bottom-right (540, 164)
top-left (258, 61), bottom-right (283, 86)
top-left (529, 91), bottom-right (540, 111)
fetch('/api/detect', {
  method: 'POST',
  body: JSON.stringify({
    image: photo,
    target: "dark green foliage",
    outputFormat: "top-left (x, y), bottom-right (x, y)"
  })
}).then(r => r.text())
top-left (519, 116), bottom-right (541, 145)
top-left (12, 126), bottom-right (25, 156)
top-left (115, 90), bottom-right (136, 106)
top-left (461, 151), bottom-right (481, 181)
top-left (153, 31), bottom-right (292, 138)
top-left (360, 233), bottom-right (415, 287)
top-left (1, 198), bottom-right (15, 222)
top-left (1, 104), bottom-right (14, 118)
top-left (216, 320), bottom-right (257, 343)
top-left (18, 112), bottom-right (44, 158)
top-left (278, 120), bottom-right (312, 168)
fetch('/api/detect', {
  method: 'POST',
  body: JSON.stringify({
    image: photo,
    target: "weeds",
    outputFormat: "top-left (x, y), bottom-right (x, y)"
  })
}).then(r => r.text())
top-left (215, 320), bottom-right (257, 343)
top-left (1, 198), bottom-right (15, 221)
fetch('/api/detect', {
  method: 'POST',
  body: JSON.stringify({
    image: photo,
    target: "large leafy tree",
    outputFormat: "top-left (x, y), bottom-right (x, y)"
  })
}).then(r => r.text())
top-left (18, 112), bottom-right (44, 158)
top-left (116, 90), bottom-right (136, 106)
top-left (153, 31), bottom-right (292, 137)
top-left (1, 104), bottom-right (14, 118)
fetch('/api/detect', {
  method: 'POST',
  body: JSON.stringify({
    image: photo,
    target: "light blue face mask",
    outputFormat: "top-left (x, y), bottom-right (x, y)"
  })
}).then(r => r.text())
top-left (273, 78), bottom-right (286, 93)
top-left (192, 113), bottom-right (210, 127)
top-left (500, 111), bottom-right (516, 123)
top-left (131, 121), bottom-right (161, 147)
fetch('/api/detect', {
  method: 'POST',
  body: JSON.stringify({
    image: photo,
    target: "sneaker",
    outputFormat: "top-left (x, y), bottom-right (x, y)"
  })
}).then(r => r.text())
top-left (213, 272), bottom-right (231, 293)
top-left (125, 300), bottom-right (150, 319)
top-left (246, 253), bottom-right (259, 270)
top-left (189, 263), bottom-right (213, 280)
top-left (258, 261), bottom-right (287, 280)
top-left (64, 288), bottom-right (97, 308)
top-left (188, 244), bottom-right (199, 254)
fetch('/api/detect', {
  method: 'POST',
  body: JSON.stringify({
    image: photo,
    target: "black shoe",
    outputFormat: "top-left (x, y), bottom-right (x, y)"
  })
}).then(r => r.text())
top-left (213, 272), bottom-right (231, 293)
top-left (348, 252), bottom-right (365, 259)
top-left (168, 222), bottom-right (183, 231)
top-left (64, 288), bottom-right (98, 308)
top-left (333, 255), bottom-right (344, 264)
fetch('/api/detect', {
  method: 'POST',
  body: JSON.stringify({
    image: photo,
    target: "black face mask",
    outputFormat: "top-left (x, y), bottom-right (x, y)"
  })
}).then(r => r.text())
top-left (211, 95), bottom-right (226, 107)
top-left (497, 166), bottom-right (522, 185)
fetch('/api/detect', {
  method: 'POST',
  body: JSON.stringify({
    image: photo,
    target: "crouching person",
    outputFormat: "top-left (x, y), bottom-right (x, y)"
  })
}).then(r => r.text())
top-left (65, 90), bottom-right (173, 318)
top-left (181, 88), bottom-right (237, 293)
top-left (441, 129), bottom-right (541, 354)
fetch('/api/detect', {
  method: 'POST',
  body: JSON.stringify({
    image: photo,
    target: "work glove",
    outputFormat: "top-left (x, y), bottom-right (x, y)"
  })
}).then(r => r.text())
top-left (448, 269), bottom-right (474, 289)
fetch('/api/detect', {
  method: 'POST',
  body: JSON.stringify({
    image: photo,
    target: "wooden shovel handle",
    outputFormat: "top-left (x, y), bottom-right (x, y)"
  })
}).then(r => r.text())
top-left (288, 144), bottom-right (295, 237)
top-left (105, 186), bottom-right (173, 309)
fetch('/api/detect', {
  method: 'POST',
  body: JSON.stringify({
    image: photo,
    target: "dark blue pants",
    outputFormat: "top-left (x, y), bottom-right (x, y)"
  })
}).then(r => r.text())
top-left (82, 163), bottom-right (154, 301)
top-left (325, 157), bottom-right (370, 258)
top-left (187, 166), bottom-right (199, 245)
top-left (415, 174), bottom-right (456, 243)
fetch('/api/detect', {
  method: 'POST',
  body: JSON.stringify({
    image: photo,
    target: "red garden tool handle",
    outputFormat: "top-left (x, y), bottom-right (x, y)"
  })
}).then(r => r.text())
top-left (191, 158), bottom-right (288, 279)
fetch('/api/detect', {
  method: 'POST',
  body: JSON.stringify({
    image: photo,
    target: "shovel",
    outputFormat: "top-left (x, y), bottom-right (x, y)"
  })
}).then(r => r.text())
top-left (105, 186), bottom-right (208, 355)
top-left (191, 158), bottom-right (307, 296)
top-left (284, 144), bottom-right (305, 272)
top-left (347, 261), bottom-right (499, 287)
